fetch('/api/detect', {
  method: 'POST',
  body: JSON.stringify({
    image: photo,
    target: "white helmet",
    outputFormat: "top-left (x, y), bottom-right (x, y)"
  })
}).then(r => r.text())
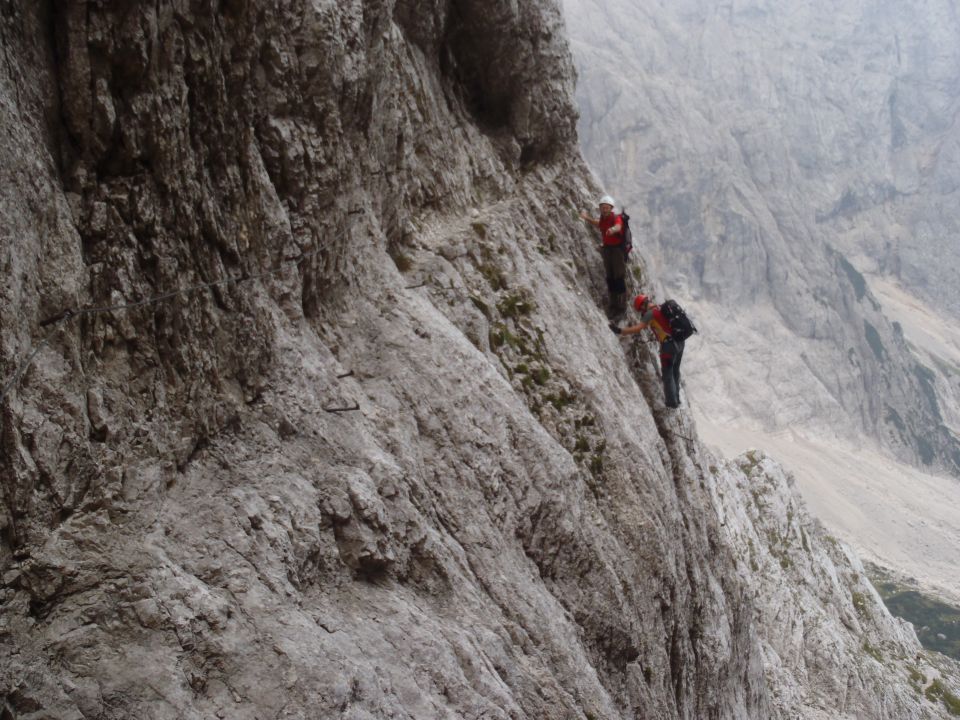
top-left (598, 195), bottom-right (616, 208)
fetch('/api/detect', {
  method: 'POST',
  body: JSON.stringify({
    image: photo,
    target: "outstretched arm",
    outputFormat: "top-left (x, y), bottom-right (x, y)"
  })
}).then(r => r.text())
top-left (610, 321), bottom-right (648, 336)
top-left (579, 210), bottom-right (600, 227)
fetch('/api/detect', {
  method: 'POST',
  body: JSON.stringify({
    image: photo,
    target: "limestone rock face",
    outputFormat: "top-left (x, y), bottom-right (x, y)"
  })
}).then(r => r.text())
top-left (564, 0), bottom-right (960, 475)
top-left (1, 1), bottom-right (957, 719)
top-left (712, 451), bottom-right (951, 720)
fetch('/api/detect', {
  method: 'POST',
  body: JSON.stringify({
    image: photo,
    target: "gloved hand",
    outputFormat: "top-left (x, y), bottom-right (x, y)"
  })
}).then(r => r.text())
top-left (609, 322), bottom-right (622, 335)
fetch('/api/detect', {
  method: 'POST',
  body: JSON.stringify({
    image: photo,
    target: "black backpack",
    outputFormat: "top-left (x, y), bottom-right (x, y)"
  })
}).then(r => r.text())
top-left (621, 211), bottom-right (633, 257)
top-left (660, 299), bottom-right (697, 342)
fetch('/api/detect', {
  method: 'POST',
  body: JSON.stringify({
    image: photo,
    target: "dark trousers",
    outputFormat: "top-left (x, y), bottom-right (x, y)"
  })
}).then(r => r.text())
top-left (660, 338), bottom-right (684, 408)
top-left (601, 244), bottom-right (626, 313)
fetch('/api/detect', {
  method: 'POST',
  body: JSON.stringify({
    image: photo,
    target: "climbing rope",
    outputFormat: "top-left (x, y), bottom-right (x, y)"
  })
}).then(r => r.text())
top-left (664, 428), bottom-right (696, 443)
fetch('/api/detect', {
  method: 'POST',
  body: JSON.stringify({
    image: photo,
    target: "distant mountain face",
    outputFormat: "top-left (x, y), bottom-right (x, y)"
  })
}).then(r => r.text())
top-left (564, 0), bottom-right (960, 473)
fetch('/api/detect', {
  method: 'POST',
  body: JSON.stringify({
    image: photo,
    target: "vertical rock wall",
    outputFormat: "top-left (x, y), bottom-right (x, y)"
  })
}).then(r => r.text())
top-left (1, 1), bottom-right (955, 719)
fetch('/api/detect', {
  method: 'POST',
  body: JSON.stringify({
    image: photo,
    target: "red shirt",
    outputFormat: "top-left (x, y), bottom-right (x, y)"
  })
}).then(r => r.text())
top-left (641, 306), bottom-right (672, 342)
top-left (598, 213), bottom-right (624, 246)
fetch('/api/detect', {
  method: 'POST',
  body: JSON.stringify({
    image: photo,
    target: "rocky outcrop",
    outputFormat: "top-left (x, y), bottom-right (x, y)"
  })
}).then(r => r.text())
top-left (712, 450), bottom-right (957, 719)
top-left (1, 1), bottom-right (957, 719)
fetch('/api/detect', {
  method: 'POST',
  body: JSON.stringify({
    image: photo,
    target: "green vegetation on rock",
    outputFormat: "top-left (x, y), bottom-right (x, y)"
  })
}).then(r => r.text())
top-left (851, 591), bottom-right (869, 617)
top-left (862, 641), bottom-right (883, 662)
top-left (497, 292), bottom-right (535, 318)
top-left (925, 678), bottom-right (960, 716)
top-left (870, 572), bottom-right (960, 661)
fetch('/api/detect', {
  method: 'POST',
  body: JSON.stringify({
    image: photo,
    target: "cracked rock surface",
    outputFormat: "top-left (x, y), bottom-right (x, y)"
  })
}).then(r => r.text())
top-left (1, 1), bottom-right (957, 718)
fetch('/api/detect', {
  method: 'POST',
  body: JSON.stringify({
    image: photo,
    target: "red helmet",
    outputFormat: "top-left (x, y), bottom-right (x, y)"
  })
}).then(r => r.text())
top-left (633, 294), bottom-right (649, 312)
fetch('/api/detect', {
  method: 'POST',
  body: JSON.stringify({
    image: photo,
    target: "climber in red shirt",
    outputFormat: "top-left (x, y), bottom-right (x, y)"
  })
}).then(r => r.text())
top-left (580, 195), bottom-right (627, 317)
top-left (612, 294), bottom-right (685, 409)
